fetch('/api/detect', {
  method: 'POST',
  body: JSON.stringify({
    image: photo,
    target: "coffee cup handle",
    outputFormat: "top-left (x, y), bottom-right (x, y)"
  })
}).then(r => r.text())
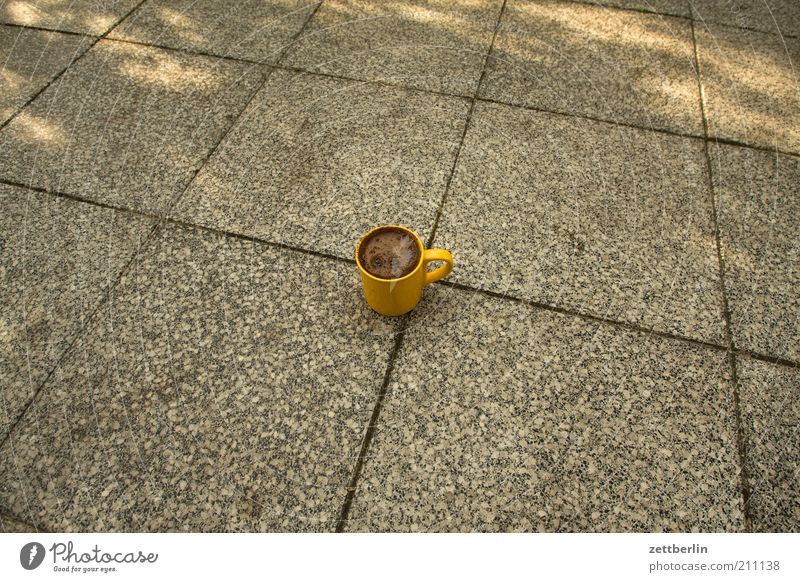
top-left (423, 249), bottom-right (453, 285)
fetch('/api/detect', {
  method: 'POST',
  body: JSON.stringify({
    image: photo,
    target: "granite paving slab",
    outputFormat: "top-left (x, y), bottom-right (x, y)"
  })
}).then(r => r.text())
top-left (0, 511), bottom-right (37, 532)
top-left (280, 0), bottom-right (505, 97)
top-left (710, 144), bottom-right (799, 362)
top-left (0, 24), bottom-right (91, 123)
top-left (690, 0), bottom-right (800, 38)
top-left (479, 0), bottom-right (703, 135)
top-left (109, 0), bottom-right (316, 64)
top-left (737, 357), bottom-right (800, 532)
top-left (0, 183), bottom-right (155, 440)
top-left (344, 287), bottom-right (744, 532)
top-left (433, 100), bottom-right (725, 344)
top-left (583, 0), bottom-right (690, 18)
top-left (0, 39), bottom-right (263, 214)
top-left (0, 0), bottom-right (141, 35)
top-left (0, 223), bottom-right (399, 532)
top-left (696, 23), bottom-right (800, 154)
top-left (172, 68), bottom-right (470, 259)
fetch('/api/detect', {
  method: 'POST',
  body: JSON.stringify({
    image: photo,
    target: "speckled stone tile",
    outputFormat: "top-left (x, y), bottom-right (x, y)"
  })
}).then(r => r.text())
top-left (0, 0), bottom-right (140, 35)
top-left (0, 39), bottom-right (263, 214)
top-left (109, 0), bottom-right (316, 64)
top-left (479, 0), bottom-right (703, 135)
top-left (0, 25), bottom-right (91, 123)
top-left (280, 0), bottom-right (505, 97)
top-left (582, 0), bottom-right (690, 18)
top-left (696, 23), bottom-right (800, 154)
top-left (0, 512), bottom-right (37, 532)
top-left (172, 68), bottom-right (470, 259)
top-left (0, 183), bottom-right (154, 440)
top-left (737, 357), bottom-right (799, 532)
top-left (710, 144), bottom-right (800, 362)
top-left (345, 288), bottom-right (744, 532)
top-left (690, 0), bottom-right (800, 37)
top-left (0, 223), bottom-right (399, 532)
top-left (434, 101), bottom-right (725, 344)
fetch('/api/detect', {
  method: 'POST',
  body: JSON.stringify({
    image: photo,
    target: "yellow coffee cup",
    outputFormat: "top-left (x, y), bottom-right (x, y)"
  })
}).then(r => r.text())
top-left (356, 225), bottom-right (453, 316)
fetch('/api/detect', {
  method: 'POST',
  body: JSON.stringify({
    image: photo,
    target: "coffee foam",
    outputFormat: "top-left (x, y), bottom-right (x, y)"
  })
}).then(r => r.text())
top-left (359, 228), bottom-right (420, 279)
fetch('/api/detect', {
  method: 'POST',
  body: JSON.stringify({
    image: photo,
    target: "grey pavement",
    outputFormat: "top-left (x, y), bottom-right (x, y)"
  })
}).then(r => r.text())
top-left (0, 0), bottom-right (797, 532)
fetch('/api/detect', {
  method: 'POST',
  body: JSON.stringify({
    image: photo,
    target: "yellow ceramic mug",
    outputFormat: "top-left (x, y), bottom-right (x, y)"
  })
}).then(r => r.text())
top-left (356, 225), bottom-right (453, 316)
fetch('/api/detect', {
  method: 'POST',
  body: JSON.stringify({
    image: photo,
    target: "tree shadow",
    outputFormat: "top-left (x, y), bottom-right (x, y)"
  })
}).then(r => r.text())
top-left (0, 0), bottom-right (140, 35)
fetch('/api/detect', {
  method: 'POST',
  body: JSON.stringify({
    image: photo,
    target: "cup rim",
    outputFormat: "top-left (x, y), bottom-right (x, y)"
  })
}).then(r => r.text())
top-left (355, 224), bottom-right (424, 282)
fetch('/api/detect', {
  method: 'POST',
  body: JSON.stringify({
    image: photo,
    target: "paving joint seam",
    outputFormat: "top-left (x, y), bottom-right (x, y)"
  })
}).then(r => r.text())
top-left (0, 219), bottom-right (162, 464)
top-left (148, 1), bottom-right (327, 217)
top-left (154, 68), bottom-right (275, 215)
top-left (335, 319), bottom-right (408, 532)
top-left (0, 0), bottom-right (158, 455)
top-left (96, 41), bottom-right (791, 157)
top-left (0, 0), bottom-right (793, 534)
top-left (425, 97), bottom-right (475, 248)
top-left (99, 35), bottom-right (265, 67)
top-left (274, 62), bottom-right (473, 103)
top-left (703, 136), bottom-right (799, 160)
top-left (104, 35), bottom-right (473, 106)
top-left (683, 4), bottom-right (799, 39)
top-left (691, 19), bottom-right (752, 532)
top-left (473, 95), bottom-right (800, 159)
top-left (334, 0), bottom-right (511, 531)
top-left (428, 0), bottom-right (509, 249)
top-left (9, 23), bottom-right (797, 160)
top-left (0, 21), bottom-right (97, 38)
top-left (147, 56), bottom-right (800, 159)
top-left (567, 0), bottom-right (691, 21)
top-left (2, 176), bottom-right (798, 373)
top-left (0, 1), bottom-right (330, 529)
top-left (0, 0), bottom-right (149, 133)
top-left (0, 0), bottom-right (326, 468)
top-left (563, 0), bottom-right (798, 39)
top-left (1, 0), bottom-right (796, 42)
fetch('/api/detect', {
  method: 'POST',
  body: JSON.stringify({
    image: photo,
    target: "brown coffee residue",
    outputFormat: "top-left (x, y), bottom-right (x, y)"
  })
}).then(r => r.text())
top-left (359, 227), bottom-right (420, 279)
